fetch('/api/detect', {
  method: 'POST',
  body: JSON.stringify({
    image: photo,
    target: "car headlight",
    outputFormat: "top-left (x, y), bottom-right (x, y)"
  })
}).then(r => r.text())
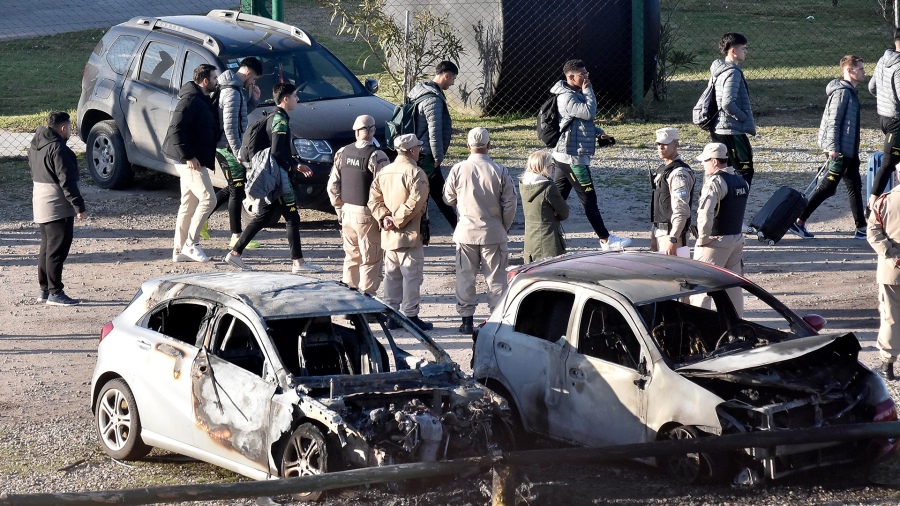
top-left (293, 138), bottom-right (333, 163)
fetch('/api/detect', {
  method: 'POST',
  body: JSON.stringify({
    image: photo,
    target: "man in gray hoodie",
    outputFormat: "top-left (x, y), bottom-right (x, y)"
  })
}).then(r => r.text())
top-left (790, 55), bottom-right (866, 240)
top-left (709, 33), bottom-right (756, 188)
top-left (29, 111), bottom-right (85, 306)
top-left (869, 29), bottom-right (900, 204)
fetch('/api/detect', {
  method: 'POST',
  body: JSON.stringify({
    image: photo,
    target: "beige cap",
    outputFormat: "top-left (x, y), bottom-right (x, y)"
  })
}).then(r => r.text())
top-left (696, 143), bottom-right (727, 161)
top-left (394, 133), bottom-right (423, 151)
top-left (655, 127), bottom-right (679, 144)
top-left (467, 127), bottom-right (490, 148)
top-left (352, 114), bottom-right (375, 130)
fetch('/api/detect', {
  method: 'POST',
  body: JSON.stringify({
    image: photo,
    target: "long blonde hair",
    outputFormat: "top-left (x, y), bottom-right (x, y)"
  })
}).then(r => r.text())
top-left (525, 150), bottom-right (553, 178)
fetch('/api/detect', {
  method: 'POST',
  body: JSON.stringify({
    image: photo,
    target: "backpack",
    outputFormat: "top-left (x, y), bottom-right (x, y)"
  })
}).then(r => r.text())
top-left (238, 111), bottom-right (271, 164)
top-left (385, 92), bottom-right (436, 151)
top-left (692, 77), bottom-right (718, 131)
top-left (210, 84), bottom-right (241, 112)
top-left (536, 93), bottom-right (569, 148)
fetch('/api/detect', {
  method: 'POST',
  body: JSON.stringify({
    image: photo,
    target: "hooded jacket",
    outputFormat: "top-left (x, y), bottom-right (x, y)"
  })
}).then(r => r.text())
top-left (551, 80), bottom-right (601, 157)
top-left (711, 59), bottom-right (755, 136)
top-left (520, 171), bottom-right (568, 262)
top-left (818, 79), bottom-right (860, 157)
top-left (30, 126), bottom-right (85, 223)
top-left (869, 49), bottom-right (900, 119)
top-left (217, 70), bottom-right (259, 153)
top-left (163, 81), bottom-right (221, 169)
top-left (408, 81), bottom-right (451, 166)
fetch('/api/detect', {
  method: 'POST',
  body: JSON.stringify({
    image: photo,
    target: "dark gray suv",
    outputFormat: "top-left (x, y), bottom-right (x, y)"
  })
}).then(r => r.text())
top-left (77, 10), bottom-right (394, 212)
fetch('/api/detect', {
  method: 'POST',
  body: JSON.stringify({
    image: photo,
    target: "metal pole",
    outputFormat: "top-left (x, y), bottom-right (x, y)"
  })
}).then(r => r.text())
top-left (631, 0), bottom-right (645, 107)
top-left (895, 0), bottom-right (899, 28)
top-left (404, 10), bottom-right (411, 100)
top-left (272, 0), bottom-right (283, 21)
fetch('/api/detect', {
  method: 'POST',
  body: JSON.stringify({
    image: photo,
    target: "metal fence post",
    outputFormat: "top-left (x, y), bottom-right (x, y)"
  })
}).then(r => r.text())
top-left (631, 0), bottom-right (645, 108)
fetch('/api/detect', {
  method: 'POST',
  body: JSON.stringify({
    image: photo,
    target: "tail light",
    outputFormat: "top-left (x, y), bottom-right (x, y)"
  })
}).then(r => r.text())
top-left (874, 398), bottom-right (898, 423)
top-left (506, 266), bottom-right (524, 283)
top-left (99, 322), bottom-right (114, 343)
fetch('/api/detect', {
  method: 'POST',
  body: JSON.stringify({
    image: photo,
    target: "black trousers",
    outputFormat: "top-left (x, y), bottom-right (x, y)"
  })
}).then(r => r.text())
top-left (420, 153), bottom-right (458, 229)
top-left (38, 216), bottom-right (74, 294)
top-left (553, 160), bottom-right (610, 240)
top-left (711, 132), bottom-right (754, 188)
top-left (212, 150), bottom-right (246, 235)
top-left (873, 116), bottom-right (900, 197)
top-left (800, 155), bottom-right (865, 230)
top-left (234, 197), bottom-right (304, 260)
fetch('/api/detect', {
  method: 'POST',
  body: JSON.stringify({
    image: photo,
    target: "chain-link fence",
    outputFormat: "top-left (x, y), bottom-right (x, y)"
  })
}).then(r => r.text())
top-left (0, 0), bottom-right (897, 157)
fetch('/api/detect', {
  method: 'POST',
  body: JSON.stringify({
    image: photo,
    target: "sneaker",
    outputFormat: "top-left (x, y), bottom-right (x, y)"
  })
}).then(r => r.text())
top-left (225, 252), bottom-right (252, 271)
top-left (291, 261), bottom-right (323, 274)
top-left (788, 222), bottom-right (814, 239)
top-left (181, 244), bottom-right (210, 263)
top-left (172, 251), bottom-right (190, 262)
top-left (600, 234), bottom-right (632, 251)
top-left (853, 228), bottom-right (867, 240)
top-left (46, 290), bottom-right (79, 306)
top-left (228, 236), bottom-right (261, 250)
top-left (200, 221), bottom-right (211, 241)
top-left (37, 290), bottom-right (49, 302)
top-left (408, 316), bottom-right (434, 331)
top-left (742, 224), bottom-right (755, 234)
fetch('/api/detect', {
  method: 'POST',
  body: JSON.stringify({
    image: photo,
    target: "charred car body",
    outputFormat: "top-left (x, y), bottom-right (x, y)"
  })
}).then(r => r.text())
top-left (91, 272), bottom-right (510, 499)
top-left (472, 251), bottom-right (898, 483)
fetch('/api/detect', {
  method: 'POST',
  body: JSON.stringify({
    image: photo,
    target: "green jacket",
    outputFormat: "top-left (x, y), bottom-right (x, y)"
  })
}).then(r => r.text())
top-left (520, 172), bottom-right (569, 263)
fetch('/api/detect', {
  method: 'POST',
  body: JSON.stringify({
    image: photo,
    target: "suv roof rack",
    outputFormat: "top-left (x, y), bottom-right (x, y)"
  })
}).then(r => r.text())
top-left (207, 10), bottom-right (312, 46)
top-left (133, 17), bottom-right (222, 54)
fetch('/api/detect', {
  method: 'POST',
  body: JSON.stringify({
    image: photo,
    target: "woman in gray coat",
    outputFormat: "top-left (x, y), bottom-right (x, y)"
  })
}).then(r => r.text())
top-left (521, 150), bottom-right (569, 262)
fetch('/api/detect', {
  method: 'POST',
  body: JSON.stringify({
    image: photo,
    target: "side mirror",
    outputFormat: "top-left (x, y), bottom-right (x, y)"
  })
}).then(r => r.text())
top-left (364, 77), bottom-right (379, 93)
top-left (802, 314), bottom-right (826, 333)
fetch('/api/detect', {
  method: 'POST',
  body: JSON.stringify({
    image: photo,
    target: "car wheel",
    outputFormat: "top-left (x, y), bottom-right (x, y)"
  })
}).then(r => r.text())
top-left (95, 378), bottom-right (151, 461)
top-left (279, 422), bottom-right (338, 502)
top-left (662, 425), bottom-right (713, 484)
top-left (86, 120), bottom-right (133, 189)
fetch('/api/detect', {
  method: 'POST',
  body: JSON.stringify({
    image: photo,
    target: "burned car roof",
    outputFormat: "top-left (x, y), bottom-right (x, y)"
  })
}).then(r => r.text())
top-left (145, 272), bottom-right (386, 318)
top-left (513, 251), bottom-right (743, 304)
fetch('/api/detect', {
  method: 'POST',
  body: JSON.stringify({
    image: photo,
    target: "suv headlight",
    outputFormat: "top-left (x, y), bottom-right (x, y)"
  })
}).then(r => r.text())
top-left (293, 138), bottom-right (333, 163)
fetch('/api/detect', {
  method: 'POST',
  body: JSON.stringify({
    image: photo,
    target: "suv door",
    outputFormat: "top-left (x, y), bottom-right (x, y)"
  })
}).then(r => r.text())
top-left (119, 39), bottom-right (184, 165)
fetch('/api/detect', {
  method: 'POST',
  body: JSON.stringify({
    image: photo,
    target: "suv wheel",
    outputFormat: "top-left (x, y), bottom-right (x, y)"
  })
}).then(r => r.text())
top-left (87, 120), bottom-right (133, 189)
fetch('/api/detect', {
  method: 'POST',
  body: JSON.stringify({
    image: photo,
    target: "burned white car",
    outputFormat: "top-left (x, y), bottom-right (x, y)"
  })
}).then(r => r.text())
top-left (472, 251), bottom-right (898, 483)
top-left (91, 272), bottom-right (511, 500)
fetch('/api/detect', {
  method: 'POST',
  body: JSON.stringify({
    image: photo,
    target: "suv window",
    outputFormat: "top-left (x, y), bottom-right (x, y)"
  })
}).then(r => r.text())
top-left (182, 51), bottom-right (212, 88)
top-left (106, 36), bottom-right (139, 75)
top-left (514, 289), bottom-right (575, 342)
top-left (139, 41), bottom-right (178, 90)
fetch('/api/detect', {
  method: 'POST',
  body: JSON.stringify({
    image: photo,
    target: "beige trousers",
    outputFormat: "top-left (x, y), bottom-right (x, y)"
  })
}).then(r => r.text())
top-left (173, 164), bottom-right (216, 253)
top-left (455, 242), bottom-right (509, 317)
top-left (690, 234), bottom-right (744, 318)
top-left (878, 284), bottom-right (900, 361)
top-left (340, 205), bottom-right (383, 295)
top-left (383, 243), bottom-right (424, 317)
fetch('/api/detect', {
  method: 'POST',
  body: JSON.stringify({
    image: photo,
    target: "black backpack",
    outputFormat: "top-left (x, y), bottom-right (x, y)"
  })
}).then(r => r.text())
top-left (385, 92), bottom-right (436, 151)
top-left (238, 111), bottom-right (271, 164)
top-left (536, 93), bottom-right (569, 147)
top-left (692, 77), bottom-right (718, 131)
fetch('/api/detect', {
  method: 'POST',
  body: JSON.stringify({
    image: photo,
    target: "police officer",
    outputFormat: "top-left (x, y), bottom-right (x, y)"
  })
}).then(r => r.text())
top-left (692, 143), bottom-right (749, 316)
top-left (650, 127), bottom-right (695, 255)
top-left (327, 115), bottom-right (390, 295)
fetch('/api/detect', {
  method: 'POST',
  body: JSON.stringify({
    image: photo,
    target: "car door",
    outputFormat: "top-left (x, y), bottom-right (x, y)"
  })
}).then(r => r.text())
top-left (559, 295), bottom-right (648, 446)
top-left (131, 299), bottom-right (210, 446)
top-left (191, 308), bottom-right (277, 474)
top-left (494, 286), bottom-right (576, 437)
top-left (119, 39), bottom-right (182, 162)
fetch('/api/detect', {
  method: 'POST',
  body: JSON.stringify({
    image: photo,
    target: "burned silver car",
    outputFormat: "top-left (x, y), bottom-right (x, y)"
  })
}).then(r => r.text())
top-left (472, 251), bottom-right (898, 483)
top-left (91, 272), bottom-right (510, 500)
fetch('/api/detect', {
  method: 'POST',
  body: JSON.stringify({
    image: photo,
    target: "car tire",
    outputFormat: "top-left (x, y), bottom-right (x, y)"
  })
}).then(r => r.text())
top-left (661, 425), bottom-right (729, 484)
top-left (279, 422), bottom-right (339, 502)
top-left (86, 120), bottom-right (133, 189)
top-left (95, 378), bottom-right (151, 461)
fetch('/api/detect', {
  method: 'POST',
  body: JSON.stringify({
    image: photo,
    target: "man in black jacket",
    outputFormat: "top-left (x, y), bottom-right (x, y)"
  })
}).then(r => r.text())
top-left (163, 63), bottom-right (220, 263)
top-left (30, 111), bottom-right (85, 306)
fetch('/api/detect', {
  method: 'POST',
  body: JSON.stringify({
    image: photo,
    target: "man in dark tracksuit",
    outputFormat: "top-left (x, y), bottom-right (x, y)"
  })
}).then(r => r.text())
top-left (225, 82), bottom-right (322, 273)
top-left (30, 111), bottom-right (85, 306)
top-left (710, 33), bottom-right (756, 189)
top-left (869, 29), bottom-right (900, 205)
top-left (791, 55), bottom-right (867, 240)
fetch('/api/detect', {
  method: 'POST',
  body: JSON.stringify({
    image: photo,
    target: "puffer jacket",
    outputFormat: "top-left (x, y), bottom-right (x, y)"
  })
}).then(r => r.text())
top-left (520, 171), bottom-right (568, 262)
top-left (217, 70), bottom-right (259, 153)
top-left (408, 81), bottom-right (451, 165)
top-left (368, 153), bottom-right (430, 250)
top-left (711, 59), bottom-right (755, 136)
top-left (869, 49), bottom-right (900, 119)
top-left (551, 80), bottom-right (600, 157)
top-left (162, 81), bottom-right (220, 169)
top-left (818, 79), bottom-right (860, 157)
top-left (29, 126), bottom-right (84, 223)
top-left (245, 147), bottom-right (291, 204)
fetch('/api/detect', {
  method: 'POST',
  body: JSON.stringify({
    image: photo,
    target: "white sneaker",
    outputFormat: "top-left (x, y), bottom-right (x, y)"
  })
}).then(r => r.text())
top-left (225, 252), bottom-right (252, 271)
top-left (601, 234), bottom-right (632, 251)
top-left (292, 261), bottom-right (323, 274)
top-left (172, 251), bottom-right (190, 262)
top-left (181, 244), bottom-right (210, 263)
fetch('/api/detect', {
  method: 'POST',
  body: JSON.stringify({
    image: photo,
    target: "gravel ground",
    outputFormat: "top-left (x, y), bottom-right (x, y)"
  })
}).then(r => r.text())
top-left (4, 131), bottom-right (900, 505)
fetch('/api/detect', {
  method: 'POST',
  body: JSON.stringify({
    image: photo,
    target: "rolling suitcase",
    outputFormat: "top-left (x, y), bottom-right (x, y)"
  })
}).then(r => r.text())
top-left (866, 151), bottom-right (898, 199)
top-left (748, 186), bottom-right (807, 245)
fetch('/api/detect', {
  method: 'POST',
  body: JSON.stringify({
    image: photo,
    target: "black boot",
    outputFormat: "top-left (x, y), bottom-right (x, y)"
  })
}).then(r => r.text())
top-left (459, 316), bottom-right (474, 334)
top-left (883, 361), bottom-right (896, 381)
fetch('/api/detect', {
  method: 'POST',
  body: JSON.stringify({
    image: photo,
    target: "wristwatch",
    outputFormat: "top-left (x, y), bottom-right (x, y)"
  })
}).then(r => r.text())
top-left (669, 236), bottom-right (678, 244)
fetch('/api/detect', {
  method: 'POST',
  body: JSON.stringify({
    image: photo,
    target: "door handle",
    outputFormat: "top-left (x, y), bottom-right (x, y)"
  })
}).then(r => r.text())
top-left (136, 339), bottom-right (151, 350)
top-left (496, 341), bottom-right (512, 352)
top-left (127, 95), bottom-right (137, 103)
